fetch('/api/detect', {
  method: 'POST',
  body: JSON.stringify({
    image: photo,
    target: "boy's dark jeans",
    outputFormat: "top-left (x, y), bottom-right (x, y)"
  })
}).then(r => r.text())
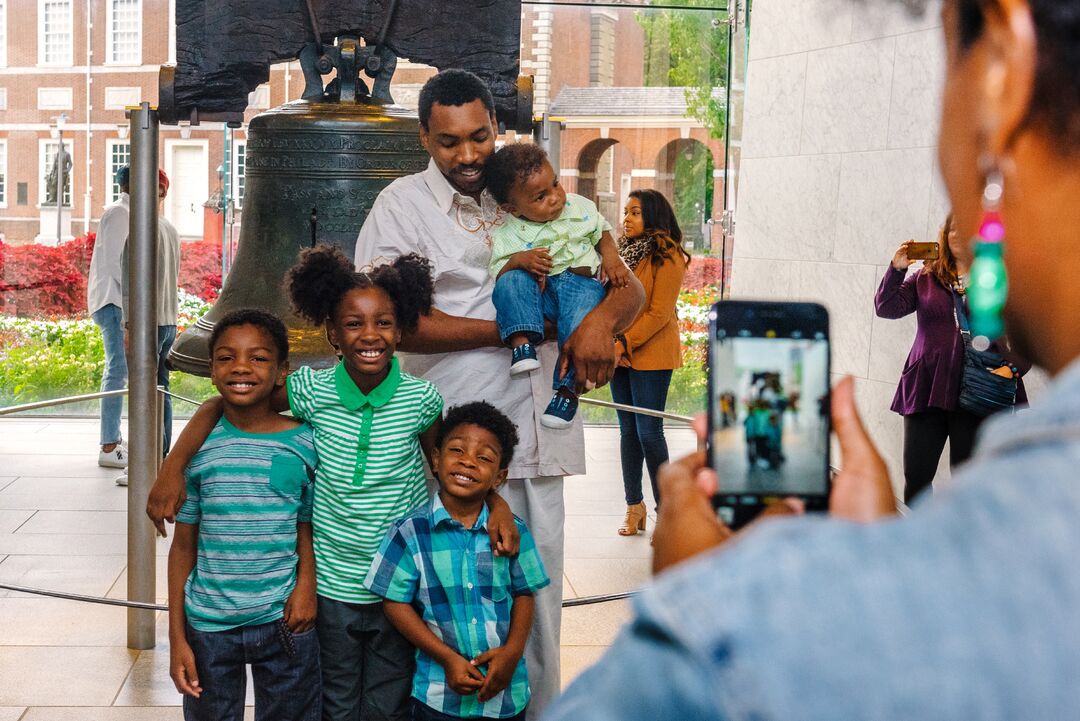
top-left (492, 268), bottom-right (606, 392)
top-left (411, 699), bottom-right (527, 721)
top-left (183, 619), bottom-right (321, 721)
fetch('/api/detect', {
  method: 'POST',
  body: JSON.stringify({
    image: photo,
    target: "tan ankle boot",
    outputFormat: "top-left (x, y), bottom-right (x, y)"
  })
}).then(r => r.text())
top-left (618, 502), bottom-right (648, 536)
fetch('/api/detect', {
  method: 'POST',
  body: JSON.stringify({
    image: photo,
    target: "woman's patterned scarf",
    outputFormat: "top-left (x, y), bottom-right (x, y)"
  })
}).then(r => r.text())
top-left (617, 233), bottom-right (658, 270)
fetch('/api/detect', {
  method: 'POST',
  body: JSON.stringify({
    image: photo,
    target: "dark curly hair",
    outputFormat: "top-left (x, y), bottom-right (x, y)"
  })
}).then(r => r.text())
top-left (956, 0), bottom-right (1080, 152)
top-left (436, 401), bottom-right (520, 470)
top-left (418, 69), bottom-right (496, 130)
top-left (485, 143), bottom-right (549, 206)
top-left (285, 245), bottom-right (434, 333)
top-left (628, 189), bottom-right (691, 268)
top-left (209, 308), bottom-right (289, 361)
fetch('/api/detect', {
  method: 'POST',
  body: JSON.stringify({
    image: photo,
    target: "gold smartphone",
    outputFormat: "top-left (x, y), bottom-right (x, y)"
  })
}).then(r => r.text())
top-left (907, 242), bottom-right (940, 261)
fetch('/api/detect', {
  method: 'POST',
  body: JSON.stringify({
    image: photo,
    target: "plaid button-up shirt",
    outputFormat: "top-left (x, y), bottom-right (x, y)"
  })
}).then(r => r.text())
top-left (365, 493), bottom-right (550, 718)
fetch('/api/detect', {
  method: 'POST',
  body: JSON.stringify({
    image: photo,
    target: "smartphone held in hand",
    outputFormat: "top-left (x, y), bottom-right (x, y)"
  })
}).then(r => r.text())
top-left (906, 241), bottom-right (940, 261)
top-left (707, 301), bottom-right (832, 529)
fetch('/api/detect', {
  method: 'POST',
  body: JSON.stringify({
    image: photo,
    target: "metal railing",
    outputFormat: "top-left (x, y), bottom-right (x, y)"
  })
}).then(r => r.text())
top-left (0, 386), bottom-right (684, 616)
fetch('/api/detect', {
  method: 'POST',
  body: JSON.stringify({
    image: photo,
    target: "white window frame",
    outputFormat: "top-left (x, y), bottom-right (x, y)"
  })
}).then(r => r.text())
top-left (38, 0), bottom-right (73, 67)
top-left (106, 0), bottom-right (141, 66)
top-left (0, 140), bottom-right (8, 208)
top-left (231, 139), bottom-right (246, 209)
top-left (39, 137), bottom-right (74, 207)
top-left (105, 138), bottom-right (130, 204)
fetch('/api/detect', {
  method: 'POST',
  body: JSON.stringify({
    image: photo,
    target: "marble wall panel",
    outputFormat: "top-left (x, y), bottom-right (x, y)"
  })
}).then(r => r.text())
top-left (748, 0), bottom-right (854, 61)
top-left (728, 257), bottom-right (799, 300)
top-left (834, 147), bottom-right (936, 265)
top-left (794, 261), bottom-right (879, 377)
top-left (742, 53), bottom-right (809, 160)
top-left (736, 154), bottom-right (842, 262)
top-left (801, 38), bottom-right (896, 155)
top-left (852, 375), bottom-right (907, 497)
top-left (849, 0), bottom-right (943, 43)
top-left (926, 163), bottom-right (952, 241)
top-left (888, 28), bottom-right (946, 149)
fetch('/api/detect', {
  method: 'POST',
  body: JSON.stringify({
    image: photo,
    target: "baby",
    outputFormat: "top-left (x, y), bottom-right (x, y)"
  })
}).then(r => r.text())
top-left (486, 143), bottom-right (629, 428)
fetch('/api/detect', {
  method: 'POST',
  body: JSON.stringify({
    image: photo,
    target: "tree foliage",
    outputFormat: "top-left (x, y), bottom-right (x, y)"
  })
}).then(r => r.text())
top-left (637, 2), bottom-right (729, 140)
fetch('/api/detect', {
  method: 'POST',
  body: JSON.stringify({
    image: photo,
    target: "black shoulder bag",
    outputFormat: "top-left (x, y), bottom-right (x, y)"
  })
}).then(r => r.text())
top-left (951, 290), bottom-right (1018, 417)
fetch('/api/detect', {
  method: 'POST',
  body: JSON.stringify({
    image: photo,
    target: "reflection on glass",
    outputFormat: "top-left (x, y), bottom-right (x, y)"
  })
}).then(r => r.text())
top-left (0, 1), bottom-right (739, 421)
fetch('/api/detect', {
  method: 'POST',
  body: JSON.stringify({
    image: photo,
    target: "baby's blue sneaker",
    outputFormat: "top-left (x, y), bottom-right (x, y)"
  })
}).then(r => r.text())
top-left (510, 343), bottom-right (541, 376)
top-left (541, 392), bottom-right (578, 429)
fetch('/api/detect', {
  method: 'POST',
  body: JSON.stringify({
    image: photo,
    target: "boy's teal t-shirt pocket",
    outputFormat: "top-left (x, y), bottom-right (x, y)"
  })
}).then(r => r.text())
top-left (269, 455), bottom-right (307, 496)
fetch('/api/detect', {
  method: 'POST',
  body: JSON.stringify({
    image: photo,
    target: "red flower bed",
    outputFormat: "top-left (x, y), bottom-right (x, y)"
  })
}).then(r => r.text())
top-left (0, 234), bottom-right (94, 318)
top-left (0, 234), bottom-right (222, 319)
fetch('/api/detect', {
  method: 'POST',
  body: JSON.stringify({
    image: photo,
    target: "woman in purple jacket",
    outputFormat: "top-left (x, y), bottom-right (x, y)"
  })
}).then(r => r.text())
top-left (875, 214), bottom-right (1026, 503)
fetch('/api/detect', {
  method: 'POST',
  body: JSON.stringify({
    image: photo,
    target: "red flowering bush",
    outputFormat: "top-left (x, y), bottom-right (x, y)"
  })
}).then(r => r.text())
top-left (684, 255), bottom-right (723, 290)
top-left (0, 234), bottom-right (94, 318)
top-left (178, 240), bottom-right (222, 303)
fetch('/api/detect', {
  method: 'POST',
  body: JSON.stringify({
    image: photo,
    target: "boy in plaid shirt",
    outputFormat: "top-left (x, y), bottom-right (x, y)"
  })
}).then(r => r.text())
top-left (365, 402), bottom-right (549, 721)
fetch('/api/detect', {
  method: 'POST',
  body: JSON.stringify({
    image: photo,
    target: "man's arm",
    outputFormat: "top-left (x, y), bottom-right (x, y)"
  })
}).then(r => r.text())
top-left (560, 273), bottom-right (645, 392)
top-left (398, 308), bottom-right (504, 354)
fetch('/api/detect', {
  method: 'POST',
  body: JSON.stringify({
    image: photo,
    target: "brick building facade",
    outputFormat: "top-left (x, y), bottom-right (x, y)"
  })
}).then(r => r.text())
top-left (1, 1), bottom-right (725, 250)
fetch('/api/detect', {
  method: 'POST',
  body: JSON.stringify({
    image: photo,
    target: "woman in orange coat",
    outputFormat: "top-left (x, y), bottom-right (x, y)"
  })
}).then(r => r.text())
top-left (612, 189), bottom-right (689, 536)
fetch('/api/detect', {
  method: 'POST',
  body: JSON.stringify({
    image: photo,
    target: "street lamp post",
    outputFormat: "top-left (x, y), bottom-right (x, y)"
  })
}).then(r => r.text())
top-left (49, 113), bottom-right (69, 244)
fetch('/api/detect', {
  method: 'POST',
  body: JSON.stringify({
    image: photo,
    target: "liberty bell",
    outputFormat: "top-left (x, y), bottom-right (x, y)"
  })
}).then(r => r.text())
top-left (164, 39), bottom-right (429, 374)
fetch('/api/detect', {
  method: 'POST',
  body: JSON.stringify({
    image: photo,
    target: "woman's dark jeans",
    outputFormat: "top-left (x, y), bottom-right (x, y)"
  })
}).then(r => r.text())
top-left (610, 367), bottom-right (674, 508)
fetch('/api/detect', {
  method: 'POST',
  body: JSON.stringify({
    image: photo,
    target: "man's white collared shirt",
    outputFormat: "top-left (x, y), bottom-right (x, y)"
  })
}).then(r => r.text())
top-left (355, 159), bottom-right (585, 480)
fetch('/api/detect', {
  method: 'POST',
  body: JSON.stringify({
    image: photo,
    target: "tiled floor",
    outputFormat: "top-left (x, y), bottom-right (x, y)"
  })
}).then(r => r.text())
top-left (0, 417), bottom-right (695, 718)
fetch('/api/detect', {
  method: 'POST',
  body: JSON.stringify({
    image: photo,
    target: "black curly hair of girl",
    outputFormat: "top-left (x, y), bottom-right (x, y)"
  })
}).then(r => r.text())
top-left (285, 245), bottom-right (434, 333)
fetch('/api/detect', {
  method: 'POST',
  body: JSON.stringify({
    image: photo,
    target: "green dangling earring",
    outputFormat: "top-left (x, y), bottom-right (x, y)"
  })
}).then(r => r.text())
top-left (967, 166), bottom-right (1008, 349)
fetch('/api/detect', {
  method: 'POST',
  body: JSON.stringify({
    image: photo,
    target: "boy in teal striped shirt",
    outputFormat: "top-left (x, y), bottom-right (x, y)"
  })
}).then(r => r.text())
top-left (366, 402), bottom-right (549, 720)
top-left (167, 310), bottom-right (321, 721)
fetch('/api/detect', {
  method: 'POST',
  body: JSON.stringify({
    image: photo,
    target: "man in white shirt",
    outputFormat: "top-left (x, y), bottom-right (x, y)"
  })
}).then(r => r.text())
top-left (88, 167), bottom-right (181, 485)
top-left (86, 167), bottom-right (132, 470)
top-left (355, 69), bottom-right (644, 718)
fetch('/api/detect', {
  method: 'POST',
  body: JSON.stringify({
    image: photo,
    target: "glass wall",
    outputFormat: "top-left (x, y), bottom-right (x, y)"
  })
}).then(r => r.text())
top-left (0, 0), bottom-right (743, 423)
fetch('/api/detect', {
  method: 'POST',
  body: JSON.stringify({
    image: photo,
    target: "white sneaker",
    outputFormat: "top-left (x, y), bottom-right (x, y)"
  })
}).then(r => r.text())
top-left (114, 473), bottom-right (128, 487)
top-left (98, 443), bottom-right (128, 469)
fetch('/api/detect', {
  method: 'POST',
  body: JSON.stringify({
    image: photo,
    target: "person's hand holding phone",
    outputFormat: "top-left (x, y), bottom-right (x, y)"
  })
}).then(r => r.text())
top-left (891, 240), bottom-right (916, 271)
top-left (652, 377), bottom-right (897, 575)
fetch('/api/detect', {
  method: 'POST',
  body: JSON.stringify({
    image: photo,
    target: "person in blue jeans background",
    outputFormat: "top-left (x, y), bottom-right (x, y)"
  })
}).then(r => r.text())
top-left (86, 166), bottom-right (132, 472)
top-left (86, 166), bottom-right (181, 484)
top-left (486, 143), bottom-right (630, 429)
top-left (610, 190), bottom-right (689, 536)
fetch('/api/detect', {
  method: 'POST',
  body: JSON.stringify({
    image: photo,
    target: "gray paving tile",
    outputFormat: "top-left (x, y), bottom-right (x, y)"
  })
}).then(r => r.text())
top-left (0, 479), bottom-right (17, 493)
top-left (0, 532), bottom-right (129, 556)
top-left (562, 535), bottom-right (653, 560)
top-left (0, 456), bottom-right (118, 478)
top-left (22, 709), bottom-right (186, 721)
top-left (0, 554), bottom-right (126, 599)
top-left (0, 598), bottom-right (141, 646)
top-left (563, 557), bottom-right (652, 597)
top-left (560, 645), bottom-right (610, 690)
top-left (560, 598), bottom-right (634, 646)
top-left (0, 707), bottom-right (25, 721)
top-left (0, 646), bottom-right (138, 706)
top-left (16, 510), bottom-right (128, 535)
top-left (0, 510), bottom-right (34, 534)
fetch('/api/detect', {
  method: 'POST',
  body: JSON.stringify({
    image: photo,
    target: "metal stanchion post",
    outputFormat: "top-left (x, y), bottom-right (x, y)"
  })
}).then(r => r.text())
top-left (126, 102), bottom-right (159, 650)
top-left (532, 113), bottom-right (564, 167)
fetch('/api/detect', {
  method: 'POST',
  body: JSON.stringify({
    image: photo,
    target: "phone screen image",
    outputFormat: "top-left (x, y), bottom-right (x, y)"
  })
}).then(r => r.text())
top-left (708, 303), bottom-right (831, 526)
